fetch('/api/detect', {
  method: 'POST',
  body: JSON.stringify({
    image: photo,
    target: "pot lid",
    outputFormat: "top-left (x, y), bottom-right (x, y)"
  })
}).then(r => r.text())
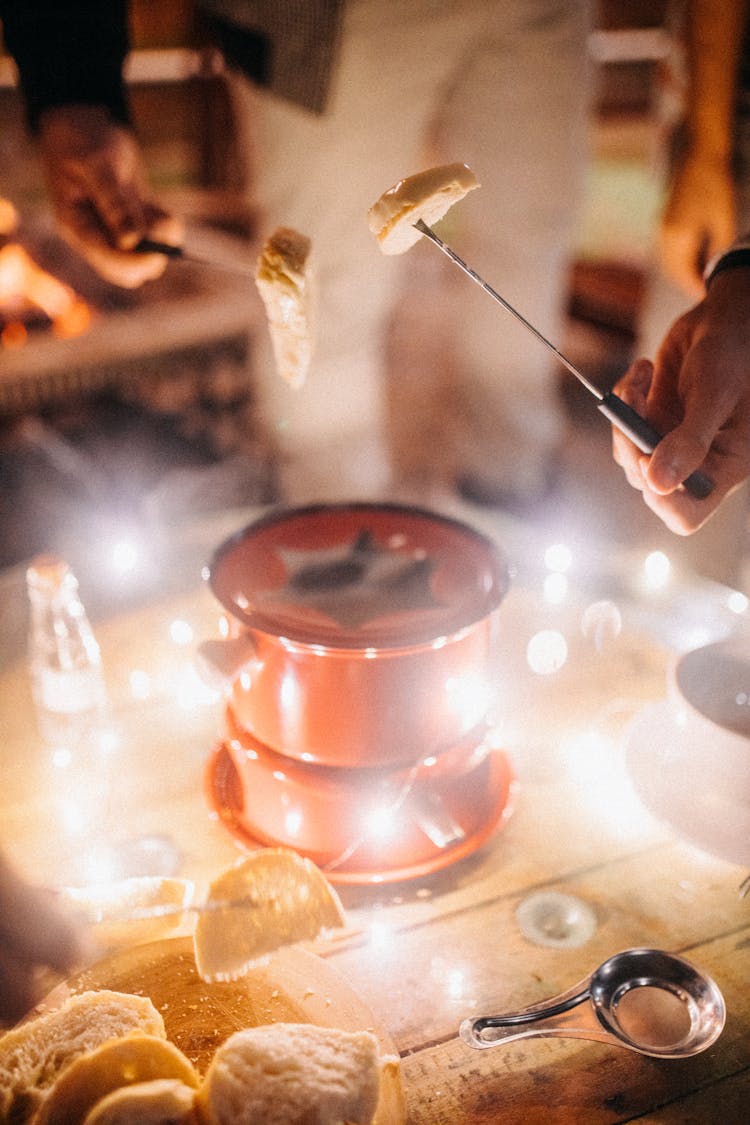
top-left (206, 503), bottom-right (509, 649)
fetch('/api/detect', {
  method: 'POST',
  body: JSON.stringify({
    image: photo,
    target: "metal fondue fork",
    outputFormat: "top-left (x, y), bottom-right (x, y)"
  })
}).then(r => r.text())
top-left (134, 237), bottom-right (257, 277)
top-left (413, 219), bottom-right (714, 501)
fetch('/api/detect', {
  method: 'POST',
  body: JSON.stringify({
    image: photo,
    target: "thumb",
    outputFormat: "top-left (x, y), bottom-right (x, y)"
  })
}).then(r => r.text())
top-left (645, 333), bottom-right (738, 494)
top-left (645, 423), bottom-right (712, 495)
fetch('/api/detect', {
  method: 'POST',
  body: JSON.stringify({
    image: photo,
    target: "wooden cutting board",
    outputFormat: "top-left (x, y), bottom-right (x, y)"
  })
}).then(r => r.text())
top-left (39, 936), bottom-right (407, 1124)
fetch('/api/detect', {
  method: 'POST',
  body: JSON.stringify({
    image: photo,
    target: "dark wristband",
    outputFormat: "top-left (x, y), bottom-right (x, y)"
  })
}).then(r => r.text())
top-left (704, 246), bottom-right (750, 289)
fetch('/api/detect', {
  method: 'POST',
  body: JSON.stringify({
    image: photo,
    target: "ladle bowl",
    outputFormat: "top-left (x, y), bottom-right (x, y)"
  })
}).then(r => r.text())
top-left (459, 948), bottom-right (726, 1059)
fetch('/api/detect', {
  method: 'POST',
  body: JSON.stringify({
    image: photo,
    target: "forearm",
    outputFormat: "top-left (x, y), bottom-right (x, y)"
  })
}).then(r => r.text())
top-left (0, 0), bottom-right (131, 131)
top-left (684, 0), bottom-right (748, 162)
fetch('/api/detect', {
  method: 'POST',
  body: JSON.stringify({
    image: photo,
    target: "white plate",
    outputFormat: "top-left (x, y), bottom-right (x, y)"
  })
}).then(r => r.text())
top-left (626, 702), bottom-right (750, 866)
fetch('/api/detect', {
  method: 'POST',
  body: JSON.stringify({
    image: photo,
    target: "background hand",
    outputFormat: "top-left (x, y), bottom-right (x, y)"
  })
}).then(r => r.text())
top-left (37, 104), bottom-right (182, 288)
top-left (0, 853), bottom-right (86, 1026)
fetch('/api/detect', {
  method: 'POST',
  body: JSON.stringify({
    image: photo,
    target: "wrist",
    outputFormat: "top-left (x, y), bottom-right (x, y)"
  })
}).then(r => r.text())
top-left (703, 239), bottom-right (750, 288)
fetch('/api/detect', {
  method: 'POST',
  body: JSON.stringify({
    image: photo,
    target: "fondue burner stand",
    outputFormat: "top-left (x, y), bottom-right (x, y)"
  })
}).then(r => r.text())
top-left (202, 503), bottom-right (516, 884)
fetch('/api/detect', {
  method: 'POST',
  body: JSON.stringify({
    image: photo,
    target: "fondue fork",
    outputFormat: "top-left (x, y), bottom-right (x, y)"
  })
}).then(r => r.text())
top-left (413, 218), bottom-right (714, 501)
top-left (74, 894), bottom-right (262, 926)
top-left (134, 237), bottom-right (257, 277)
top-left (62, 889), bottom-right (360, 942)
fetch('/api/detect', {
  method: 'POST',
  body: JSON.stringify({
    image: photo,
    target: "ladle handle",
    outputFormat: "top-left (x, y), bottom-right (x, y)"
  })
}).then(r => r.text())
top-left (460, 979), bottom-right (614, 1050)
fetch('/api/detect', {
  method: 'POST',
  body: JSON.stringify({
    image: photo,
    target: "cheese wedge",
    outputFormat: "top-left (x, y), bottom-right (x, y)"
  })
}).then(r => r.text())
top-left (255, 227), bottom-right (314, 387)
top-left (368, 162), bottom-right (479, 254)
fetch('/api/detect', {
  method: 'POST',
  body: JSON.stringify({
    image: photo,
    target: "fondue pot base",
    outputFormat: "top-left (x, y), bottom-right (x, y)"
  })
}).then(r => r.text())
top-left (204, 731), bottom-right (516, 885)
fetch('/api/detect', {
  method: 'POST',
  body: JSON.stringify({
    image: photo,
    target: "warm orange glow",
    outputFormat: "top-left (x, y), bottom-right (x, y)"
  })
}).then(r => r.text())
top-left (0, 243), bottom-right (92, 346)
top-left (52, 298), bottom-right (94, 339)
top-left (0, 197), bottom-right (18, 237)
top-left (1, 321), bottom-right (28, 349)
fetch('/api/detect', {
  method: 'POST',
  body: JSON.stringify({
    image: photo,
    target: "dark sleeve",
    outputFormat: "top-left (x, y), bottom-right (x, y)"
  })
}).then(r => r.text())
top-left (0, 0), bottom-right (132, 131)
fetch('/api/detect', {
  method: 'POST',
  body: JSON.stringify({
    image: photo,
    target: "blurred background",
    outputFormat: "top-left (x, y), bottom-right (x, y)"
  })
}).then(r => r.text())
top-left (1, 0), bottom-right (747, 595)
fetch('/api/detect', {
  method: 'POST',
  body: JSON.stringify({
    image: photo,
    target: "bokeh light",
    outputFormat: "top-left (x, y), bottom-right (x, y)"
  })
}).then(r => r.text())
top-left (527, 630), bottom-right (568, 675)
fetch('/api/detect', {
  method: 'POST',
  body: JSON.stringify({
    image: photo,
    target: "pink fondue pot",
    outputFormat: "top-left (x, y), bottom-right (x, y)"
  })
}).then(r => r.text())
top-left (200, 503), bottom-right (514, 882)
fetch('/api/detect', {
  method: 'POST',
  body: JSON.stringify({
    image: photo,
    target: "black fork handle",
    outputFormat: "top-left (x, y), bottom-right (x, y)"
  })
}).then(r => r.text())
top-left (598, 392), bottom-right (714, 500)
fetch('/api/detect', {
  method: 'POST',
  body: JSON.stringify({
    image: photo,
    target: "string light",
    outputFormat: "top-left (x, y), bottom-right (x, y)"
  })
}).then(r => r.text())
top-left (544, 543), bottom-right (573, 572)
top-left (643, 550), bottom-right (671, 589)
top-left (110, 539), bottom-right (140, 576)
top-left (728, 590), bottom-right (749, 615)
top-left (527, 630), bottom-right (568, 675)
top-left (129, 669), bottom-right (152, 700)
top-left (544, 571), bottom-right (568, 604)
top-left (169, 618), bottom-right (194, 645)
top-left (581, 600), bottom-right (622, 651)
top-left (364, 803), bottom-right (401, 840)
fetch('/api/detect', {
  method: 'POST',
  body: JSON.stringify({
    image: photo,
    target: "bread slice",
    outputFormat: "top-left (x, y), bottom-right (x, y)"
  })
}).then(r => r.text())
top-left (193, 849), bottom-right (345, 984)
top-left (368, 162), bottom-right (479, 254)
top-left (62, 877), bottom-right (195, 950)
top-left (34, 1034), bottom-right (199, 1125)
top-left (255, 226), bottom-right (314, 387)
top-left (196, 1023), bottom-right (381, 1125)
top-left (81, 1078), bottom-right (198, 1125)
top-left (0, 990), bottom-right (165, 1125)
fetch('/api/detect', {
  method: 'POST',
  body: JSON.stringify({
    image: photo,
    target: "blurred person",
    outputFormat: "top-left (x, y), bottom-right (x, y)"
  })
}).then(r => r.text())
top-left (0, 849), bottom-right (84, 1026)
top-left (1, 0), bottom-right (593, 509)
top-left (204, 0), bottom-right (594, 506)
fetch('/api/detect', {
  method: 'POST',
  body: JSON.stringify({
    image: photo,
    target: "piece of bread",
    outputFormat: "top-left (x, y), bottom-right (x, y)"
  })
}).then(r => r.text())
top-left (368, 162), bottom-right (479, 254)
top-left (0, 990), bottom-right (165, 1125)
top-left (193, 849), bottom-right (345, 984)
top-left (195, 1023), bottom-right (381, 1125)
top-left (82, 1078), bottom-right (199, 1125)
top-left (34, 1034), bottom-right (199, 1125)
top-left (255, 226), bottom-right (314, 388)
top-left (62, 877), bottom-right (195, 951)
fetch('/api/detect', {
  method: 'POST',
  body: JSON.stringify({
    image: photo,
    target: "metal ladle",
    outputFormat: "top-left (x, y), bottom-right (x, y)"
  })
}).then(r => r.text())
top-left (460, 948), bottom-right (725, 1059)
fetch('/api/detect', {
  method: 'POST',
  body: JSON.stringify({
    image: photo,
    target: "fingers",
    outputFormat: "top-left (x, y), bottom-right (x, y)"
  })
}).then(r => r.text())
top-left (143, 203), bottom-right (184, 249)
top-left (645, 428), bottom-right (711, 495)
top-left (0, 946), bottom-right (37, 1026)
top-left (611, 354), bottom-right (723, 533)
top-left (638, 470), bottom-right (734, 536)
top-left (39, 107), bottom-right (182, 288)
top-left (56, 198), bottom-right (183, 289)
top-left (0, 870), bottom-right (85, 975)
top-left (0, 862), bottom-right (86, 1023)
top-left (58, 219), bottom-right (168, 288)
top-left (77, 153), bottom-right (147, 252)
top-left (611, 357), bottom-right (653, 488)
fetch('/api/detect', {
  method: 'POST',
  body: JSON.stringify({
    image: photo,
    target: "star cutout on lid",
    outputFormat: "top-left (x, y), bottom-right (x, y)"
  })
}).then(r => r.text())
top-left (255, 528), bottom-right (445, 630)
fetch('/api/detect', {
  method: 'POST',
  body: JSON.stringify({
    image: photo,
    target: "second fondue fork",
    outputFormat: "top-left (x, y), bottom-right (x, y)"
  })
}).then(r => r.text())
top-left (413, 218), bottom-right (713, 501)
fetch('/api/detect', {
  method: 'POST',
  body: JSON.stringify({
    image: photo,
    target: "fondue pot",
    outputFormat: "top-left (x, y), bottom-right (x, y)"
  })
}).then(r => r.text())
top-left (200, 503), bottom-right (515, 882)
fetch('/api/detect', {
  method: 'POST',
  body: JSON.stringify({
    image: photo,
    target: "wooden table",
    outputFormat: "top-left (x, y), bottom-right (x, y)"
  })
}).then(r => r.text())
top-left (1, 504), bottom-right (748, 1123)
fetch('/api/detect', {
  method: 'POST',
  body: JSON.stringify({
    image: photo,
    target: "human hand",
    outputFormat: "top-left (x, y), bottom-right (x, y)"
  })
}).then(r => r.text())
top-left (37, 104), bottom-right (183, 288)
top-left (0, 854), bottom-right (85, 1026)
top-left (612, 268), bottom-right (750, 534)
top-left (659, 150), bottom-right (737, 299)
